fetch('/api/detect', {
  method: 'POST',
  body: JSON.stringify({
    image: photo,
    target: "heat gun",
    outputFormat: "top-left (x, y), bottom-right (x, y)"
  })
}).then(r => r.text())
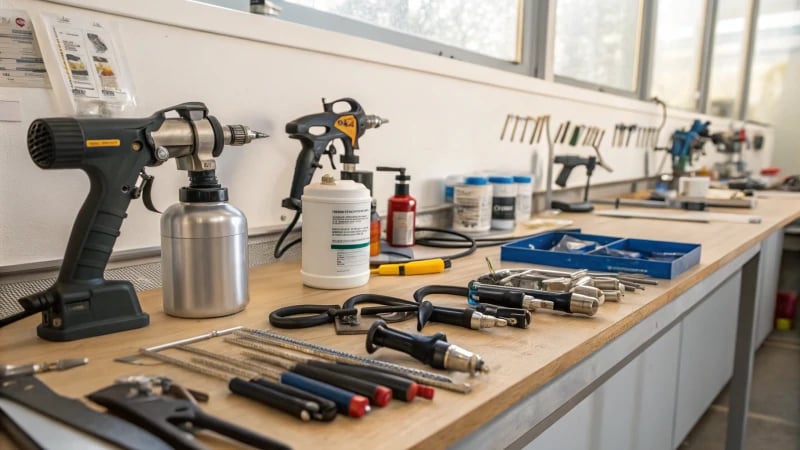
top-left (282, 98), bottom-right (387, 211)
top-left (4, 102), bottom-right (266, 341)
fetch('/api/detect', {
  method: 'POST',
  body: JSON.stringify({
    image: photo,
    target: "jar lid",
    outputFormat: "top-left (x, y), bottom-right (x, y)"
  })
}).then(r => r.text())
top-left (488, 176), bottom-right (514, 184)
top-left (464, 176), bottom-right (488, 185)
top-left (513, 175), bottom-right (533, 183)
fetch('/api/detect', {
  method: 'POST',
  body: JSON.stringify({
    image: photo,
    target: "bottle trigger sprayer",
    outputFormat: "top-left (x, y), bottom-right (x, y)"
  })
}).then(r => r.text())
top-left (377, 167), bottom-right (416, 247)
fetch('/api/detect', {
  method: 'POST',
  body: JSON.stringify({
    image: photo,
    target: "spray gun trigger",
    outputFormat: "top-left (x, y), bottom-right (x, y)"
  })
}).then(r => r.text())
top-left (324, 144), bottom-right (337, 170)
top-left (133, 169), bottom-right (161, 213)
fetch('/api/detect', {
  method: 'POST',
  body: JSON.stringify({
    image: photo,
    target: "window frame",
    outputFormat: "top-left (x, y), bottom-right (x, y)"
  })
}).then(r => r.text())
top-left (266, 0), bottom-right (766, 122)
top-left (269, 0), bottom-right (539, 76)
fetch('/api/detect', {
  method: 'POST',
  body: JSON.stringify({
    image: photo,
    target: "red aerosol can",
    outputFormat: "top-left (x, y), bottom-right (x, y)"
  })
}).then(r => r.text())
top-left (377, 166), bottom-right (416, 247)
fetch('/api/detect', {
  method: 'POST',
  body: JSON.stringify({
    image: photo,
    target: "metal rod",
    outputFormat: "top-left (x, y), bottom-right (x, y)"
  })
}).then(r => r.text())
top-left (176, 345), bottom-right (285, 378)
top-left (139, 349), bottom-right (232, 382)
top-left (142, 326), bottom-right (244, 353)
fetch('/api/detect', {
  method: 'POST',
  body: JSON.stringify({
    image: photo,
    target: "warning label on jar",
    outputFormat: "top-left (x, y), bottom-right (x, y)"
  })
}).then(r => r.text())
top-left (330, 207), bottom-right (370, 250)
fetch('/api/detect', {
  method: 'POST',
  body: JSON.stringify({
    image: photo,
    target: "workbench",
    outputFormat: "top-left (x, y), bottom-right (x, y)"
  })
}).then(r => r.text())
top-left (2, 197), bottom-right (798, 450)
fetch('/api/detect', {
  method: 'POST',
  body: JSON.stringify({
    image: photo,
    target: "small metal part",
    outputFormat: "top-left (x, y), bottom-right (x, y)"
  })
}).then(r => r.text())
top-left (475, 304), bottom-right (531, 329)
top-left (604, 289), bottom-right (624, 302)
top-left (155, 146), bottom-right (170, 161)
top-left (519, 117), bottom-right (531, 143)
top-left (485, 257), bottom-right (497, 278)
top-left (592, 277), bottom-right (621, 291)
top-left (500, 114), bottom-right (514, 140)
top-left (443, 345), bottom-right (489, 376)
top-left (572, 285), bottom-right (605, 305)
top-left (594, 129), bottom-right (606, 147)
top-left (541, 277), bottom-right (571, 292)
top-left (470, 311), bottom-right (508, 329)
top-left (574, 275), bottom-right (593, 287)
top-left (364, 115), bottom-right (388, 129)
top-left (510, 116), bottom-right (521, 141)
top-left (568, 293), bottom-right (600, 315)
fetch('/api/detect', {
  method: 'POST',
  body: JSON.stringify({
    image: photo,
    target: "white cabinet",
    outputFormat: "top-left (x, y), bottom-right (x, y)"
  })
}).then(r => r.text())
top-left (672, 271), bottom-right (742, 445)
top-left (527, 324), bottom-right (681, 450)
top-left (755, 230), bottom-right (784, 348)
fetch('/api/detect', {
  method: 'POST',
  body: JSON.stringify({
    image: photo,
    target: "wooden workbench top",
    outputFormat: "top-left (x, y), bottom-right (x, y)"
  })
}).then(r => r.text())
top-left (3, 197), bottom-right (800, 450)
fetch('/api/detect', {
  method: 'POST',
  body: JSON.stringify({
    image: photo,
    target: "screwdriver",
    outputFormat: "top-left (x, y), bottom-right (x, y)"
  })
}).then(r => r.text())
top-left (228, 337), bottom-right (433, 401)
top-left (229, 345), bottom-right (392, 408)
top-left (371, 258), bottom-right (451, 276)
top-left (141, 350), bottom-right (336, 422)
top-left (175, 346), bottom-right (372, 417)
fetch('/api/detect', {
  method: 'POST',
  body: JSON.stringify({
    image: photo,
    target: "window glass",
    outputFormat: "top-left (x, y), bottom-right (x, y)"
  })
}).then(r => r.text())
top-left (650, 0), bottom-right (707, 109)
top-left (707, 0), bottom-right (752, 117)
top-left (553, 0), bottom-right (643, 92)
top-left (746, 0), bottom-right (800, 124)
top-left (286, 0), bottom-right (522, 61)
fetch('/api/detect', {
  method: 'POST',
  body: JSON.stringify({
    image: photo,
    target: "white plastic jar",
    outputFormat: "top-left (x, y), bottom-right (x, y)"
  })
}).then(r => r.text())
top-left (301, 175), bottom-right (371, 289)
top-left (489, 175), bottom-right (516, 230)
top-left (514, 174), bottom-right (533, 222)
top-left (453, 176), bottom-right (492, 234)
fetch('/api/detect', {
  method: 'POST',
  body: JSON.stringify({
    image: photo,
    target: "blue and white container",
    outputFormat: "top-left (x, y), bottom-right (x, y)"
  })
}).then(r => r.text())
top-left (453, 176), bottom-right (492, 234)
top-left (514, 174), bottom-right (533, 222)
top-left (489, 175), bottom-right (516, 230)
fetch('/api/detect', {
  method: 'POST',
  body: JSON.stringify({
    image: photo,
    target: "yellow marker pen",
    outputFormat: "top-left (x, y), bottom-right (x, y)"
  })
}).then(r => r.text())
top-left (370, 259), bottom-right (452, 276)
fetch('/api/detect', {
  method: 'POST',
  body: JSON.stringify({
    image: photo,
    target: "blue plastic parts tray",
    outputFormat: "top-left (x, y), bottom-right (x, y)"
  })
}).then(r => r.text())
top-left (500, 231), bottom-right (701, 279)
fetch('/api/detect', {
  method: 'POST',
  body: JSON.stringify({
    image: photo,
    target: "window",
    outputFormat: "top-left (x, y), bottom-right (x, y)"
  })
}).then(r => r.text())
top-left (280, 0), bottom-right (524, 62)
top-left (553, 0), bottom-right (643, 92)
top-left (707, 0), bottom-right (752, 117)
top-left (746, 1), bottom-right (800, 124)
top-left (650, 0), bottom-right (707, 110)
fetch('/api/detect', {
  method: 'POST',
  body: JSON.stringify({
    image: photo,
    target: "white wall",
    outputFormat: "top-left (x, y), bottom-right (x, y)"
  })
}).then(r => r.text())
top-left (0, 0), bottom-right (774, 269)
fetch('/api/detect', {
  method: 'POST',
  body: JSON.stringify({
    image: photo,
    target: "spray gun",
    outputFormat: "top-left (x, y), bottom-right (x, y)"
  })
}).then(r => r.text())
top-left (283, 98), bottom-right (388, 211)
top-left (3, 102), bottom-right (266, 341)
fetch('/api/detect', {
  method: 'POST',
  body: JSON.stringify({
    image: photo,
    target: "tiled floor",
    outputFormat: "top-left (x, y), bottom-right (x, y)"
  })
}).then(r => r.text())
top-left (680, 321), bottom-right (800, 449)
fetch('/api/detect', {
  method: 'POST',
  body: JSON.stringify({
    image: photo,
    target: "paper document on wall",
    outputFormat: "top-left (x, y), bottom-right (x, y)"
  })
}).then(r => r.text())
top-left (0, 10), bottom-right (49, 88)
top-left (39, 13), bottom-right (135, 115)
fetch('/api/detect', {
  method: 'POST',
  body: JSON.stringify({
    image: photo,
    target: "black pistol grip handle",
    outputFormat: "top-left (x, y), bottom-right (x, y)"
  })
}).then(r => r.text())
top-left (283, 140), bottom-right (325, 211)
top-left (555, 165), bottom-right (573, 188)
top-left (366, 320), bottom-right (446, 367)
top-left (27, 117), bottom-right (154, 283)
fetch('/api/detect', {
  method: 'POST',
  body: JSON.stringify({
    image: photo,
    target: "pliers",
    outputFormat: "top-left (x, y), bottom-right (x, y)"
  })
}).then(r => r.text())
top-left (88, 379), bottom-right (291, 450)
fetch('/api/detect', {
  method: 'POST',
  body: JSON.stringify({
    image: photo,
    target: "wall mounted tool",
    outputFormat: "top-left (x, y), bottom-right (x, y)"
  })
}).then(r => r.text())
top-left (1, 103), bottom-right (265, 340)
top-left (499, 113), bottom-right (555, 210)
top-left (551, 155), bottom-right (597, 212)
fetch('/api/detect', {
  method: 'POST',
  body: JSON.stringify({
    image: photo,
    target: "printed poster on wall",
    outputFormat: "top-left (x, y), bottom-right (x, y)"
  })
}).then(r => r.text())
top-left (40, 12), bottom-right (135, 115)
top-left (0, 10), bottom-right (49, 88)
